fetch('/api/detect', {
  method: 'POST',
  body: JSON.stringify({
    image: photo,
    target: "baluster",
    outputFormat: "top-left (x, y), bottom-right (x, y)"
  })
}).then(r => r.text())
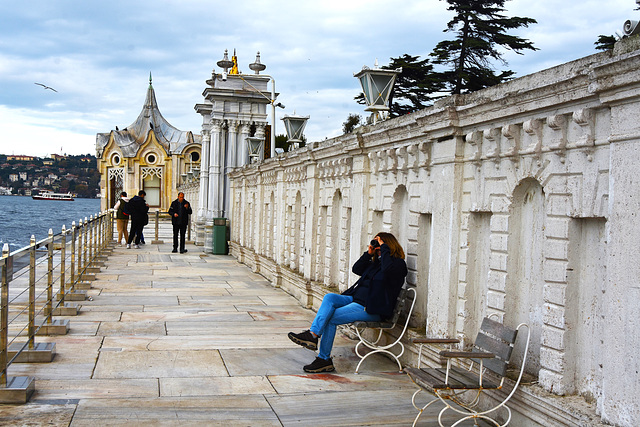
top-left (0, 243), bottom-right (9, 386)
top-left (59, 225), bottom-right (67, 302)
top-left (69, 221), bottom-right (76, 297)
top-left (46, 229), bottom-right (53, 326)
top-left (89, 215), bottom-right (94, 265)
top-left (83, 217), bottom-right (88, 273)
top-left (28, 235), bottom-right (36, 350)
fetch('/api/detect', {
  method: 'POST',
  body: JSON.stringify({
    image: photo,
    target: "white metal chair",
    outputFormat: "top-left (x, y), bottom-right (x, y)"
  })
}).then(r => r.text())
top-left (350, 286), bottom-right (417, 373)
top-left (404, 316), bottom-right (530, 426)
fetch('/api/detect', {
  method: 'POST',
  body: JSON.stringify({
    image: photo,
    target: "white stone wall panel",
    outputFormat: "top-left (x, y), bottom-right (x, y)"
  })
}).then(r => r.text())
top-left (225, 41), bottom-right (640, 427)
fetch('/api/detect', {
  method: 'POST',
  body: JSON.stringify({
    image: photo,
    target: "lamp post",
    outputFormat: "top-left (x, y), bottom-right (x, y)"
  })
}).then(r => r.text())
top-left (281, 113), bottom-right (309, 151)
top-left (217, 51), bottom-right (284, 159)
top-left (354, 59), bottom-right (402, 125)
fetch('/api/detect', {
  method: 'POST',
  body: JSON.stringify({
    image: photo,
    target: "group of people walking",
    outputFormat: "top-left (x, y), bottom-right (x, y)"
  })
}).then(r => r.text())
top-left (114, 190), bottom-right (192, 253)
top-left (114, 190), bottom-right (407, 374)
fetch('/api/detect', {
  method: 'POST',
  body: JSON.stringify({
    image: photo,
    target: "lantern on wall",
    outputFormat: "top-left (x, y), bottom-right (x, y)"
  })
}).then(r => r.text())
top-left (354, 60), bottom-right (402, 124)
top-left (281, 113), bottom-right (309, 151)
top-left (246, 137), bottom-right (264, 163)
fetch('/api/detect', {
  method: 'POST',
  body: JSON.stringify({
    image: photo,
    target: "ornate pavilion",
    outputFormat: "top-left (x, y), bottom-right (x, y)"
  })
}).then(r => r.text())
top-left (96, 75), bottom-right (201, 212)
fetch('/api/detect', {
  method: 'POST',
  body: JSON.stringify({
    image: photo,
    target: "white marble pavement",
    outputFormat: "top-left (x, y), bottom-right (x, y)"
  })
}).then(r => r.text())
top-left (0, 240), bottom-right (485, 426)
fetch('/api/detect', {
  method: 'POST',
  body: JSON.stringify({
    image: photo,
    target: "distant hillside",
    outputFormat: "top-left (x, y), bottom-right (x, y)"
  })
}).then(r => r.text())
top-left (0, 154), bottom-right (100, 198)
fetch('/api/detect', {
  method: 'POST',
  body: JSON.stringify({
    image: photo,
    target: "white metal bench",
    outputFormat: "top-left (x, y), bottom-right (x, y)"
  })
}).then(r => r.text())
top-left (350, 286), bottom-right (416, 373)
top-left (404, 316), bottom-right (530, 426)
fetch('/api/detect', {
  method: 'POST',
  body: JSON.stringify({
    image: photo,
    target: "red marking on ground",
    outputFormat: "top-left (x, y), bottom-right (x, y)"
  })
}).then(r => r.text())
top-left (294, 374), bottom-right (354, 384)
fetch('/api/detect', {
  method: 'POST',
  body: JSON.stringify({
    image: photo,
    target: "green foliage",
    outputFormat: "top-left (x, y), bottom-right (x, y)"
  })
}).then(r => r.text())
top-left (595, 35), bottom-right (616, 51)
top-left (342, 114), bottom-right (362, 134)
top-left (275, 134), bottom-right (306, 153)
top-left (430, 0), bottom-right (538, 95)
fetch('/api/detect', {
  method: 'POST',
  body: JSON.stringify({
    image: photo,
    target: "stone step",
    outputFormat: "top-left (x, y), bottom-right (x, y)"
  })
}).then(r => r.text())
top-left (73, 281), bottom-right (93, 290)
top-left (51, 303), bottom-right (78, 316)
top-left (36, 319), bottom-right (70, 335)
top-left (8, 342), bottom-right (56, 363)
top-left (0, 376), bottom-right (35, 404)
top-left (56, 290), bottom-right (87, 301)
top-left (80, 273), bottom-right (96, 281)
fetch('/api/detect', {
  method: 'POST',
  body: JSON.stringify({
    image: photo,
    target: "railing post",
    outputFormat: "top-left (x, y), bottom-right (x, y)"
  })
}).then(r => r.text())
top-left (83, 217), bottom-right (88, 272)
top-left (46, 229), bottom-right (54, 326)
top-left (68, 221), bottom-right (76, 298)
top-left (155, 210), bottom-right (160, 242)
top-left (59, 225), bottom-right (67, 301)
top-left (28, 235), bottom-right (36, 350)
top-left (88, 215), bottom-right (93, 265)
top-left (98, 212), bottom-right (104, 252)
top-left (0, 244), bottom-right (9, 386)
top-left (77, 219), bottom-right (83, 284)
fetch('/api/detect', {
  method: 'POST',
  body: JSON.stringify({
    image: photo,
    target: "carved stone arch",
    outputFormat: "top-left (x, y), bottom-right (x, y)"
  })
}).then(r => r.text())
top-left (391, 184), bottom-right (410, 252)
top-left (505, 177), bottom-right (545, 378)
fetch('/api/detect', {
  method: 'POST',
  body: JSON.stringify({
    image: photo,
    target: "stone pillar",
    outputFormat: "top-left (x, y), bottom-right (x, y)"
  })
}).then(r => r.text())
top-left (224, 120), bottom-right (239, 218)
top-left (195, 130), bottom-right (210, 246)
top-left (303, 162), bottom-right (319, 280)
top-left (239, 122), bottom-right (251, 167)
top-left (347, 152), bottom-right (370, 285)
top-left (205, 121), bottom-right (223, 253)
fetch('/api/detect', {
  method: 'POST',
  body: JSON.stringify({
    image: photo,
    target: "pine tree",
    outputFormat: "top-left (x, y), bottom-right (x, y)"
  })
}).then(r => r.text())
top-left (430, 0), bottom-right (538, 95)
top-left (595, 35), bottom-right (616, 51)
top-left (384, 54), bottom-right (444, 116)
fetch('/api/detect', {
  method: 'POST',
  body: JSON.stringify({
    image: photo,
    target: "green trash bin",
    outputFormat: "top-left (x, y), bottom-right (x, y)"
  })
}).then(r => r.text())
top-left (212, 218), bottom-right (228, 255)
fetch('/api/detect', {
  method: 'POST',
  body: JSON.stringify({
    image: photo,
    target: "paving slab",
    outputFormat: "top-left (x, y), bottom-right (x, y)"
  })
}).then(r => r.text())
top-left (0, 240), bottom-right (460, 426)
top-left (69, 396), bottom-right (281, 427)
top-left (93, 350), bottom-right (227, 379)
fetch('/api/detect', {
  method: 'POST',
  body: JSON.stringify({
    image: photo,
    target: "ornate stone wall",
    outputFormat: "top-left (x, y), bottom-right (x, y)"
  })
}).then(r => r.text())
top-left (228, 39), bottom-right (640, 426)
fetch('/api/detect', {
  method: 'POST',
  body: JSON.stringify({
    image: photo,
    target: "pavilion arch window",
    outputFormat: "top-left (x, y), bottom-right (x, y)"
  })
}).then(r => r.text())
top-left (141, 167), bottom-right (162, 208)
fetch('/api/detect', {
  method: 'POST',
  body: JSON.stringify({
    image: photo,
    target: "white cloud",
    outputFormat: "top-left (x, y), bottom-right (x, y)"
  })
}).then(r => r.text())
top-left (0, 0), bottom-right (637, 155)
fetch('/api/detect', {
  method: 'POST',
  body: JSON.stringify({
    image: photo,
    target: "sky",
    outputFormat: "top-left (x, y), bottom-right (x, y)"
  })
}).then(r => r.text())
top-left (0, 0), bottom-right (636, 157)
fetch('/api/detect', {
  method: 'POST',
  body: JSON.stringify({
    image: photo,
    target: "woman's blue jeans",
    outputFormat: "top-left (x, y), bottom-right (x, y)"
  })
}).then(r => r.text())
top-left (310, 293), bottom-right (381, 360)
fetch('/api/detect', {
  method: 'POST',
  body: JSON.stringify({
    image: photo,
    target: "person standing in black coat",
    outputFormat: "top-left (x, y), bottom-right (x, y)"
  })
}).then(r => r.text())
top-left (126, 190), bottom-right (149, 249)
top-left (168, 192), bottom-right (192, 253)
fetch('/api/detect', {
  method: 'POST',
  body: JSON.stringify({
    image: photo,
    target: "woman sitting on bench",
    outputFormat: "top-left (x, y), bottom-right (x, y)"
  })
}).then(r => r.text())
top-left (288, 232), bottom-right (408, 373)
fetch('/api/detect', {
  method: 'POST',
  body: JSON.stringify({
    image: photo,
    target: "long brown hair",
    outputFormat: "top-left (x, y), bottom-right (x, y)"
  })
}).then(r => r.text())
top-left (375, 232), bottom-right (405, 259)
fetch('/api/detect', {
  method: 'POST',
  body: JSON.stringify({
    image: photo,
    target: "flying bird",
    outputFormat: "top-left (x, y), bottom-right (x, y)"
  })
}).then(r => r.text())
top-left (34, 82), bottom-right (58, 92)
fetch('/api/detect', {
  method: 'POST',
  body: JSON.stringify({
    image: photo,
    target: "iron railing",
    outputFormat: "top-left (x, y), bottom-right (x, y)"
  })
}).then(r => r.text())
top-left (0, 209), bottom-right (114, 400)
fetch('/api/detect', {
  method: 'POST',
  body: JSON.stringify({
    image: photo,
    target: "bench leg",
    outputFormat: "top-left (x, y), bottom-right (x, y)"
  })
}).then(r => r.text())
top-left (410, 388), bottom-right (440, 427)
top-left (355, 342), bottom-right (404, 373)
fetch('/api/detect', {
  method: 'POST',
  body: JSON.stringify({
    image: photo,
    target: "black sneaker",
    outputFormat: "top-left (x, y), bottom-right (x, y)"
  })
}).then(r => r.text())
top-left (172, 249), bottom-right (178, 253)
top-left (303, 357), bottom-right (335, 373)
top-left (288, 330), bottom-right (318, 351)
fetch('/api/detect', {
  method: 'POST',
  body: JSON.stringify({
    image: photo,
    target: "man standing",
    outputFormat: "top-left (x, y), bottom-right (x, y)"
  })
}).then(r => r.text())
top-left (126, 190), bottom-right (149, 249)
top-left (168, 192), bottom-right (192, 253)
top-left (113, 191), bottom-right (130, 246)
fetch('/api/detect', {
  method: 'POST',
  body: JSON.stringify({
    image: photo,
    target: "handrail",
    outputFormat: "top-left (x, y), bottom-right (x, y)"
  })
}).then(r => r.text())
top-left (0, 209), bottom-right (114, 397)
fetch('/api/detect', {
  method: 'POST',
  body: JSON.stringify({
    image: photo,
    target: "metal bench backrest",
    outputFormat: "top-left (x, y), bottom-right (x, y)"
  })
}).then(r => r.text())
top-left (472, 317), bottom-right (519, 377)
top-left (388, 286), bottom-right (412, 325)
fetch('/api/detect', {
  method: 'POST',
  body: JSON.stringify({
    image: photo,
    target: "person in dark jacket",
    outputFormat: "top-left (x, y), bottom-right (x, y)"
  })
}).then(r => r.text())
top-left (113, 191), bottom-right (130, 246)
top-left (288, 232), bottom-right (408, 373)
top-left (168, 192), bottom-right (192, 254)
top-left (126, 190), bottom-right (149, 249)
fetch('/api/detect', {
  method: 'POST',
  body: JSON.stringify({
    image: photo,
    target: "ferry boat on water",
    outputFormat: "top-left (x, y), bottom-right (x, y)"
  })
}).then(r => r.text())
top-left (32, 191), bottom-right (75, 201)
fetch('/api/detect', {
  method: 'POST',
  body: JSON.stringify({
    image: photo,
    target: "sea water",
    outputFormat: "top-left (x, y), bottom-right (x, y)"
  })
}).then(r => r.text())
top-left (0, 195), bottom-right (102, 252)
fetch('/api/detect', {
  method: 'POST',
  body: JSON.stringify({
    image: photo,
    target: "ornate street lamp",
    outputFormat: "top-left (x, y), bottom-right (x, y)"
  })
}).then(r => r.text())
top-left (354, 60), bottom-right (402, 124)
top-left (281, 113), bottom-right (309, 151)
top-left (246, 137), bottom-right (264, 163)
